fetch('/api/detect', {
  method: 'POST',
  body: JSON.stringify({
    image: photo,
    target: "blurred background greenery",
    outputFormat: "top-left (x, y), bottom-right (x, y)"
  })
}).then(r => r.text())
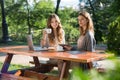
top-left (0, 1), bottom-right (120, 79)
top-left (0, 0), bottom-right (120, 55)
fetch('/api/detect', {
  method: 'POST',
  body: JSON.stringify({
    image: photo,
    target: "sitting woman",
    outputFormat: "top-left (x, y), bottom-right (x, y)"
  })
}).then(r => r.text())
top-left (40, 13), bottom-right (65, 72)
top-left (41, 13), bottom-right (65, 50)
top-left (63, 11), bottom-right (96, 70)
top-left (63, 11), bottom-right (96, 52)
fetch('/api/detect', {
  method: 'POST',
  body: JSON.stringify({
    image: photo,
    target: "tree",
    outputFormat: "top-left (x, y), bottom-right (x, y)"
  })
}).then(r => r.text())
top-left (55, 0), bottom-right (61, 14)
top-left (0, 0), bottom-right (11, 43)
top-left (106, 0), bottom-right (120, 55)
top-left (26, 0), bottom-right (31, 34)
top-left (1, 0), bottom-right (55, 43)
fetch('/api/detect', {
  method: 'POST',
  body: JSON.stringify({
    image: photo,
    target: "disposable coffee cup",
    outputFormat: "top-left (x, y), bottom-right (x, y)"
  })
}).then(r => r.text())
top-left (44, 28), bottom-right (52, 34)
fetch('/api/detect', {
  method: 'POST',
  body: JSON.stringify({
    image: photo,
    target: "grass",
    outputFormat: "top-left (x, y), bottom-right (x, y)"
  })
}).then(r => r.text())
top-left (0, 62), bottom-right (29, 71)
top-left (0, 61), bottom-right (59, 77)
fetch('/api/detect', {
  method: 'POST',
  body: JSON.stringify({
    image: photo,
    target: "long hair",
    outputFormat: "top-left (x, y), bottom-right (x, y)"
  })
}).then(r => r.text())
top-left (78, 11), bottom-right (94, 35)
top-left (47, 13), bottom-right (63, 44)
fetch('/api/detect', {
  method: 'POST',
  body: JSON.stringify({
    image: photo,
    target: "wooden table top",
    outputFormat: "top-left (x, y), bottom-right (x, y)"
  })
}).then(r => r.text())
top-left (0, 45), bottom-right (113, 63)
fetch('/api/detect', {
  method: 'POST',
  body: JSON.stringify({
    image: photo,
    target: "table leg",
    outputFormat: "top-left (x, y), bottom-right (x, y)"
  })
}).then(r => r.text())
top-left (32, 57), bottom-right (54, 73)
top-left (1, 53), bottom-right (13, 73)
top-left (87, 62), bottom-right (93, 69)
top-left (59, 60), bottom-right (70, 80)
top-left (33, 57), bottom-right (40, 67)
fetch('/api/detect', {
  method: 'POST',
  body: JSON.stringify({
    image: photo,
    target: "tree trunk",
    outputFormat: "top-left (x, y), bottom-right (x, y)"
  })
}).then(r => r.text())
top-left (55, 0), bottom-right (61, 14)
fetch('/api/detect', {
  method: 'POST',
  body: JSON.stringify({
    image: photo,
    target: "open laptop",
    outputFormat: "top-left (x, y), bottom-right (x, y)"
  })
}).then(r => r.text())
top-left (27, 35), bottom-right (41, 51)
top-left (27, 35), bottom-right (47, 51)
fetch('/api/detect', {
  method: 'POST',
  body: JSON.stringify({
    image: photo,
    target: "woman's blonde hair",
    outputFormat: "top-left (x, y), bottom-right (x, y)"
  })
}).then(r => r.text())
top-left (78, 11), bottom-right (94, 35)
top-left (47, 13), bottom-right (63, 44)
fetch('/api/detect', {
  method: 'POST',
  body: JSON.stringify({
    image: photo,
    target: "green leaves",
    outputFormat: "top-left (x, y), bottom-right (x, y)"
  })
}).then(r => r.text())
top-left (70, 60), bottom-right (120, 80)
top-left (107, 16), bottom-right (120, 55)
top-left (70, 67), bottom-right (89, 80)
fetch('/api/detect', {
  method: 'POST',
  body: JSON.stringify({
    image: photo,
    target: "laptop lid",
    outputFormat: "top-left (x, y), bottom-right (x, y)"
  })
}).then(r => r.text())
top-left (27, 34), bottom-right (34, 51)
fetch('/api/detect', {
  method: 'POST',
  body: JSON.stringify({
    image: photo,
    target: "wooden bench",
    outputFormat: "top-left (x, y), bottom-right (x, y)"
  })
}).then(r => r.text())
top-left (1, 70), bottom-right (60, 80)
top-left (29, 60), bottom-right (57, 73)
top-left (0, 73), bottom-right (32, 80)
top-left (24, 70), bottom-right (59, 80)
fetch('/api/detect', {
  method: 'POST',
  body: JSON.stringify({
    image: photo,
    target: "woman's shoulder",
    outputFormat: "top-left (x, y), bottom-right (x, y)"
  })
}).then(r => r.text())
top-left (86, 30), bottom-right (94, 35)
top-left (60, 28), bottom-right (65, 33)
top-left (85, 30), bottom-right (94, 38)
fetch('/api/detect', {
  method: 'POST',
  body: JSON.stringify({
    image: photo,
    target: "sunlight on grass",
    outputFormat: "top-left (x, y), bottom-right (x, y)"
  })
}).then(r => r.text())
top-left (0, 62), bottom-right (29, 71)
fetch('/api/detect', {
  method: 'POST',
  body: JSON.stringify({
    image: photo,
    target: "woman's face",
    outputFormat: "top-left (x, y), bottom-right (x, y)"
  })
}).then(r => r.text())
top-left (78, 15), bottom-right (88, 28)
top-left (50, 18), bottom-right (59, 29)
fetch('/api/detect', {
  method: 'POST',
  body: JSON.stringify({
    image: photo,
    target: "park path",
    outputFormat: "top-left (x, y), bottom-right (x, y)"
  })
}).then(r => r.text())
top-left (0, 52), bottom-right (49, 66)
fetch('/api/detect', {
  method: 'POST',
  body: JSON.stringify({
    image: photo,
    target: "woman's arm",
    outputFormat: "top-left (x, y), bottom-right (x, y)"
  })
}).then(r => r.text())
top-left (40, 30), bottom-right (48, 47)
top-left (84, 31), bottom-right (96, 52)
top-left (61, 30), bottom-right (66, 44)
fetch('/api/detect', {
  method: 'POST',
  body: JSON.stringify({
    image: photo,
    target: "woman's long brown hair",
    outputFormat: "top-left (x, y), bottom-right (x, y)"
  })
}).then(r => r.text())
top-left (47, 14), bottom-right (63, 44)
top-left (78, 11), bottom-right (94, 35)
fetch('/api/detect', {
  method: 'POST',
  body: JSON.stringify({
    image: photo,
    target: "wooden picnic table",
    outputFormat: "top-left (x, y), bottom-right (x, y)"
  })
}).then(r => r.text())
top-left (0, 45), bottom-right (113, 80)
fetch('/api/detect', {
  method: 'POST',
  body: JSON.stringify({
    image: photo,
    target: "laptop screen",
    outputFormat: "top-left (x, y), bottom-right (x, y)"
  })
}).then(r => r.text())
top-left (27, 34), bottom-right (34, 51)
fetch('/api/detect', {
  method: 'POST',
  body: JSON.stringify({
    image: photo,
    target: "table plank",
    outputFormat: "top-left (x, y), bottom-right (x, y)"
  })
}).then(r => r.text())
top-left (0, 46), bottom-right (113, 63)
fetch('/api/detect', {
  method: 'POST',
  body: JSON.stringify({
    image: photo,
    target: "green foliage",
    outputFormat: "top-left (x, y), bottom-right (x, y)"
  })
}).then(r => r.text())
top-left (110, 0), bottom-right (120, 16)
top-left (89, 0), bottom-right (114, 43)
top-left (63, 24), bottom-right (79, 44)
top-left (1, 0), bottom-right (119, 46)
top-left (106, 16), bottom-right (120, 55)
top-left (105, 61), bottom-right (120, 80)
top-left (0, 0), bottom-right (80, 44)
top-left (70, 67), bottom-right (89, 80)
top-left (58, 8), bottom-right (79, 44)
top-left (1, 0), bottom-right (55, 42)
top-left (35, 0), bottom-right (54, 9)
top-left (70, 60), bottom-right (120, 80)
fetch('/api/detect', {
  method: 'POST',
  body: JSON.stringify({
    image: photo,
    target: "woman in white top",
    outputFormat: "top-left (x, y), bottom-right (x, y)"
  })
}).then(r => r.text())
top-left (41, 13), bottom-right (65, 49)
top-left (40, 13), bottom-right (65, 73)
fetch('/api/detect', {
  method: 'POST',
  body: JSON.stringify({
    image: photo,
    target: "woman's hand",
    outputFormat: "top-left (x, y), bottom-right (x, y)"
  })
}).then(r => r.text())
top-left (40, 39), bottom-right (46, 48)
top-left (62, 45), bottom-right (72, 51)
top-left (40, 30), bottom-right (47, 47)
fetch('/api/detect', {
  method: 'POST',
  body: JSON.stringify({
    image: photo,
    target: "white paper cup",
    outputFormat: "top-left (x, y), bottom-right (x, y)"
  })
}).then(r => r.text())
top-left (44, 28), bottom-right (52, 34)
